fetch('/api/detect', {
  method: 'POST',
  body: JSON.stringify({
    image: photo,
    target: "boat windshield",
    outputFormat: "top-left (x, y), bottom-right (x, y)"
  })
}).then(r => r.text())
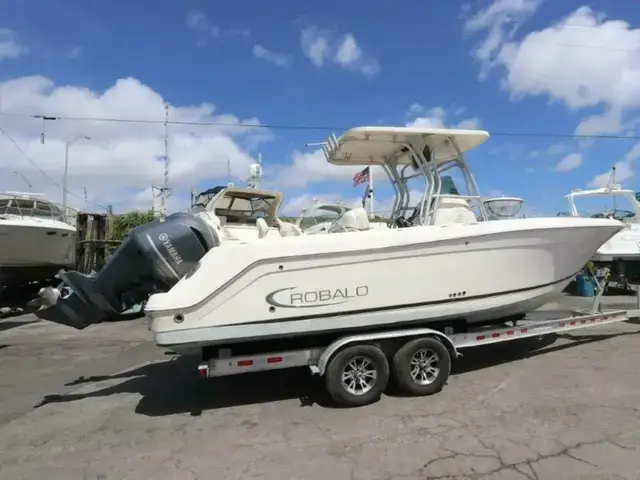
top-left (191, 186), bottom-right (227, 211)
top-left (213, 192), bottom-right (277, 225)
top-left (296, 204), bottom-right (350, 231)
top-left (0, 197), bottom-right (67, 222)
top-left (483, 198), bottom-right (526, 220)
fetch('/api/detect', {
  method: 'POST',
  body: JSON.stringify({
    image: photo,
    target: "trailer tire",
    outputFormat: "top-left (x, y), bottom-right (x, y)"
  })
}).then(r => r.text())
top-left (324, 344), bottom-right (389, 407)
top-left (392, 337), bottom-right (450, 396)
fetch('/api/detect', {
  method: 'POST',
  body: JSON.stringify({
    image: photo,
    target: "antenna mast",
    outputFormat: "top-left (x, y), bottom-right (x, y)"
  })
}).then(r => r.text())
top-left (247, 152), bottom-right (263, 189)
top-left (227, 158), bottom-right (234, 187)
top-left (152, 104), bottom-right (172, 218)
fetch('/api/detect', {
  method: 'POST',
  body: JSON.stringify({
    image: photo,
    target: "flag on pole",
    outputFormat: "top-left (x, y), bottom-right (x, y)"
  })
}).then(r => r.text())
top-left (353, 166), bottom-right (370, 186)
top-left (361, 185), bottom-right (371, 208)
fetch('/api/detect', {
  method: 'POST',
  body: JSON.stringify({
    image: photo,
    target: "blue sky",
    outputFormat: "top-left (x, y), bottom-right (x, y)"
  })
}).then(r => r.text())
top-left (0, 0), bottom-right (639, 216)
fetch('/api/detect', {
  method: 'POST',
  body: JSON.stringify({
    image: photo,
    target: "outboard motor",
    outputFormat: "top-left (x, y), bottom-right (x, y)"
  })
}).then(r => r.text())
top-left (34, 212), bottom-right (219, 329)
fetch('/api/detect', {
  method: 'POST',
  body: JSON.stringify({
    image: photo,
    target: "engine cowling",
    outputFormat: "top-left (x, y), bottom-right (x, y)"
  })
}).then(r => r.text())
top-left (35, 212), bottom-right (218, 329)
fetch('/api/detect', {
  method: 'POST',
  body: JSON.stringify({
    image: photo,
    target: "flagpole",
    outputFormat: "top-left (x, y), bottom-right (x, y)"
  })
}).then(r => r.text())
top-left (369, 167), bottom-right (374, 219)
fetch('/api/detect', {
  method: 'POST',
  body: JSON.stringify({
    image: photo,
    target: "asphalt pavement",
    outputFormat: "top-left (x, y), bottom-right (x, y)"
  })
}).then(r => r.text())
top-left (0, 295), bottom-right (639, 479)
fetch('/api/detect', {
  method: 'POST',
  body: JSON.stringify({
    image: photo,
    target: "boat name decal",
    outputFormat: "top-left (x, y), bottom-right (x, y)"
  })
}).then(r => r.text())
top-left (265, 286), bottom-right (369, 308)
top-left (158, 233), bottom-right (184, 265)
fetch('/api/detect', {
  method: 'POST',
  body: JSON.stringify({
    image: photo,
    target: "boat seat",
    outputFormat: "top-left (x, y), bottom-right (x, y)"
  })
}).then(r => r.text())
top-left (256, 217), bottom-right (270, 239)
top-left (276, 219), bottom-right (303, 237)
top-left (432, 197), bottom-right (477, 225)
top-left (329, 207), bottom-right (371, 233)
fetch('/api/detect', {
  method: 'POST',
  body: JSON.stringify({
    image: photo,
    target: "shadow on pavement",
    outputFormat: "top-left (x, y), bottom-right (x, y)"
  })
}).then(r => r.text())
top-left (35, 356), bottom-right (334, 414)
top-left (0, 320), bottom-right (38, 333)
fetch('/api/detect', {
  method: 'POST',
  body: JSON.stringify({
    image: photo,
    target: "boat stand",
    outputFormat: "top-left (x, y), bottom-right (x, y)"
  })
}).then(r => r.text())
top-left (578, 264), bottom-right (640, 319)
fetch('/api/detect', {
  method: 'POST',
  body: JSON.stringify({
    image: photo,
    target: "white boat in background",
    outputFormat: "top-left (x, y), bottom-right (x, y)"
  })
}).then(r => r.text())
top-left (566, 169), bottom-right (640, 283)
top-left (188, 158), bottom-right (303, 242)
top-left (190, 185), bottom-right (302, 241)
top-left (0, 192), bottom-right (76, 291)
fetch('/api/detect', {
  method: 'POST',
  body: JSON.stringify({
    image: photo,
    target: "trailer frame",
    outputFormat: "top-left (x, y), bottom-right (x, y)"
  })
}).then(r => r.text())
top-left (196, 290), bottom-right (633, 407)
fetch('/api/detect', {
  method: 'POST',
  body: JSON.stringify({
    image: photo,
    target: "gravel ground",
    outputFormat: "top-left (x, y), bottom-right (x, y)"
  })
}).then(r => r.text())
top-left (0, 295), bottom-right (639, 480)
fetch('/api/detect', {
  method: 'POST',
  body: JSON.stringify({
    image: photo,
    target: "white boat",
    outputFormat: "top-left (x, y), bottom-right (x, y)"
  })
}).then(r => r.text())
top-left (190, 185), bottom-right (302, 242)
top-left (143, 126), bottom-right (622, 352)
top-left (34, 126), bottom-right (624, 354)
top-left (566, 183), bottom-right (640, 263)
top-left (565, 173), bottom-right (640, 284)
top-left (0, 192), bottom-right (76, 291)
top-left (188, 157), bottom-right (303, 242)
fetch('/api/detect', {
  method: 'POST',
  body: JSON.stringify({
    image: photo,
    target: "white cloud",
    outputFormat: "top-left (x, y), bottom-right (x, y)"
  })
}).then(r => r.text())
top-left (300, 26), bottom-right (380, 77)
top-left (462, 0), bottom-right (541, 78)
top-left (186, 11), bottom-right (220, 40)
top-left (406, 105), bottom-right (482, 130)
top-left (275, 148), bottom-right (366, 189)
top-left (589, 142), bottom-right (640, 186)
top-left (301, 27), bottom-right (328, 66)
top-left (453, 106), bottom-right (467, 117)
top-left (407, 103), bottom-right (425, 116)
top-left (0, 75), bottom-right (266, 213)
top-left (554, 153), bottom-right (583, 172)
top-left (252, 45), bottom-right (292, 68)
top-left (546, 143), bottom-right (569, 155)
top-left (185, 11), bottom-right (249, 45)
top-left (455, 117), bottom-right (483, 130)
top-left (0, 28), bottom-right (28, 60)
top-left (464, 3), bottom-right (640, 135)
top-left (574, 108), bottom-right (623, 136)
top-left (335, 35), bottom-right (361, 66)
top-left (68, 45), bottom-right (83, 60)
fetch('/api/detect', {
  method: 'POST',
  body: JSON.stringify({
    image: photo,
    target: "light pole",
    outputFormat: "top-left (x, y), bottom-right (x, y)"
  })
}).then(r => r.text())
top-left (63, 135), bottom-right (91, 212)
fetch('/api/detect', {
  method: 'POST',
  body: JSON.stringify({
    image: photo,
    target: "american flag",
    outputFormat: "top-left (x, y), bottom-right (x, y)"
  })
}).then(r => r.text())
top-left (353, 166), bottom-right (370, 187)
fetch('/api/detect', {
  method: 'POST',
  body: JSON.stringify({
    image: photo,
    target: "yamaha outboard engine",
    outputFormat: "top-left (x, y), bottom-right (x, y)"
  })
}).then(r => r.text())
top-left (34, 212), bottom-right (219, 329)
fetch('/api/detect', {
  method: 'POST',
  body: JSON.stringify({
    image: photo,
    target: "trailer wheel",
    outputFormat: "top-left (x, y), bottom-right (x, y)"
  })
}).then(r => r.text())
top-left (324, 344), bottom-right (389, 407)
top-left (392, 337), bottom-right (450, 396)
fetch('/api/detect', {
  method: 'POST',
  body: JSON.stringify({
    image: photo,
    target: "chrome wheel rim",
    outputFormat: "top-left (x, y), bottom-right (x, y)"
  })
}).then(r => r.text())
top-left (341, 356), bottom-right (377, 395)
top-left (410, 348), bottom-right (440, 385)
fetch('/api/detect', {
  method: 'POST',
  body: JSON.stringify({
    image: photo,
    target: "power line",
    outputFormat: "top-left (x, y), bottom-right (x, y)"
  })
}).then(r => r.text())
top-left (0, 111), bottom-right (639, 140)
top-left (0, 125), bottom-right (108, 211)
